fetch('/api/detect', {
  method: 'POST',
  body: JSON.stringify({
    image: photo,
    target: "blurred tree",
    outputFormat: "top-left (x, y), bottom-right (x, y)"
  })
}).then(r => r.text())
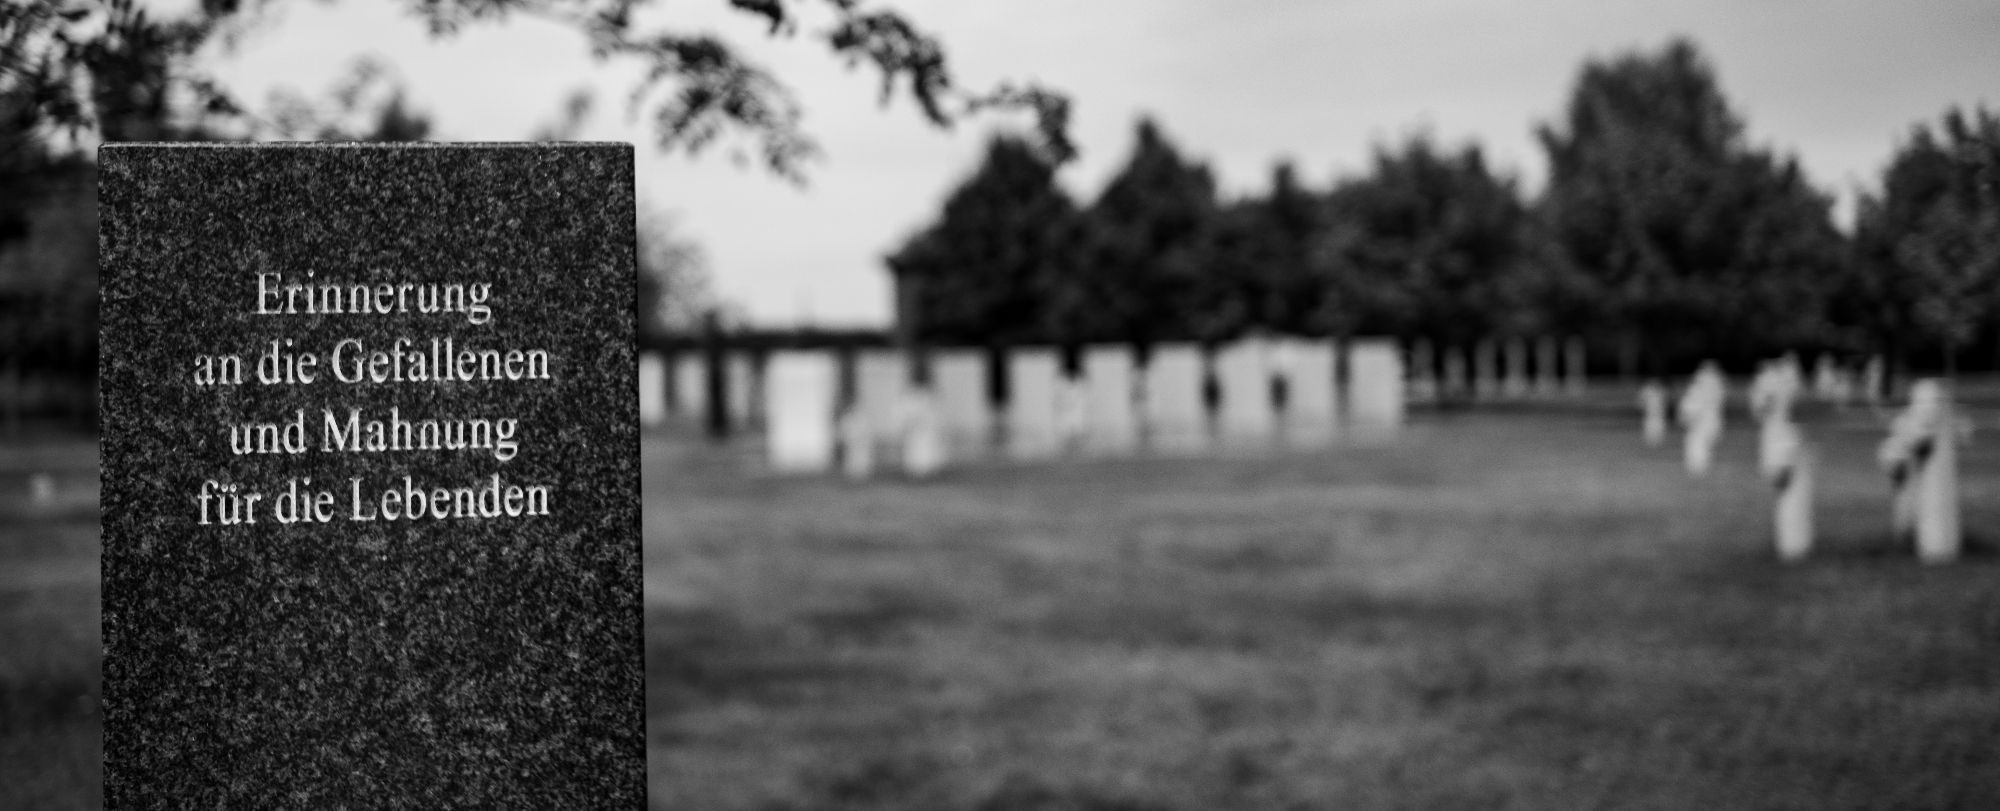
top-left (1079, 117), bottom-right (1222, 345)
top-left (529, 88), bottom-right (596, 143)
top-left (1851, 105), bottom-right (2000, 375)
top-left (2, 0), bottom-right (1073, 182)
top-left (1322, 135), bottom-right (1535, 346)
top-left (884, 134), bottom-right (1081, 346)
top-left (1207, 160), bottom-right (1334, 337)
top-left (264, 57), bottom-right (434, 141)
top-left (1537, 38), bottom-right (1846, 372)
top-left (634, 202), bottom-right (713, 340)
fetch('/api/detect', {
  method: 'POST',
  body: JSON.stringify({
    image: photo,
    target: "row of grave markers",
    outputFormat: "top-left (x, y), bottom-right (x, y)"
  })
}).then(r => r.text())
top-left (640, 338), bottom-right (1411, 473)
top-left (1660, 357), bottom-right (1970, 564)
top-left (1407, 336), bottom-right (1588, 401)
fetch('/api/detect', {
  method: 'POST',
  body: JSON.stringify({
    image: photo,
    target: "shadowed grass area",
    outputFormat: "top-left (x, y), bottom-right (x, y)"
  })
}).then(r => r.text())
top-left (646, 413), bottom-right (2000, 810)
top-left (0, 437), bottom-right (103, 811)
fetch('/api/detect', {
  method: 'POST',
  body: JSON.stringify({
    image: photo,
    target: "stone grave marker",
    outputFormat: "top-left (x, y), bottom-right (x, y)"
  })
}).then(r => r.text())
top-left (1347, 339), bottom-right (1405, 433)
top-left (1215, 338), bottom-right (1276, 447)
top-left (1474, 339), bottom-right (1499, 400)
top-left (1504, 338), bottom-right (1530, 398)
top-left (849, 348), bottom-right (906, 472)
top-left (1055, 374), bottom-right (1089, 453)
top-left (764, 350), bottom-right (838, 473)
top-left (639, 351), bottom-right (666, 425)
top-left (898, 384), bottom-right (947, 477)
top-left (1679, 363), bottom-right (1727, 476)
top-left (1407, 338), bottom-right (1436, 404)
top-left (1143, 344), bottom-right (1208, 454)
top-left (1537, 336), bottom-right (1561, 395)
top-left (1007, 348), bottom-right (1062, 460)
top-left (930, 349), bottom-right (992, 461)
top-left (1639, 381), bottom-right (1669, 447)
top-left (1276, 338), bottom-right (1338, 446)
top-left (1082, 345), bottom-right (1139, 455)
top-left (1759, 415), bottom-right (1814, 561)
top-left (1916, 400), bottom-right (1963, 564)
top-left (1565, 337), bottom-right (1587, 394)
top-left (1880, 380), bottom-right (1965, 563)
top-left (726, 350), bottom-right (758, 430)
top-left (1441, 346), bottom-right (1469, 401)
top-left (674, 352), bottom-right (706, 423)
top-left (98, 143), bottom-right (643, 807)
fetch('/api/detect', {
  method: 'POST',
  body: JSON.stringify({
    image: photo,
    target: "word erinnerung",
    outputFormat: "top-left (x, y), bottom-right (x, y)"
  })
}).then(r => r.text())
top-left (255, 272), bottom-right (494, 325)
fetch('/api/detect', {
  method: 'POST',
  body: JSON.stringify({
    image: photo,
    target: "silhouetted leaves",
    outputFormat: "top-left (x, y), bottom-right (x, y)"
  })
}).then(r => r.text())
top-left (1536, 38), bottom-right (1846, 367)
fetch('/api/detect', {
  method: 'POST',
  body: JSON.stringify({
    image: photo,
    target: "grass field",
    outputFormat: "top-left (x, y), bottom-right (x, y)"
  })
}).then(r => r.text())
top-left (5, 408), bottom-right (1999, 809)
top-left (644, 410), bottom-right (2000, 810)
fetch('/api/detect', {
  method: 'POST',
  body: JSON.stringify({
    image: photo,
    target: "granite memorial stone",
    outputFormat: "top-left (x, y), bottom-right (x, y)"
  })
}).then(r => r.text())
top-left (99, 143), bottom-right (643, 808)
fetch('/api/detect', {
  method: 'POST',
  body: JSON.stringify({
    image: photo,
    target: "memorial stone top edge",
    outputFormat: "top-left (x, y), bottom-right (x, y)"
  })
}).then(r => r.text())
top-left (99, 141), bottom-right (635, 151)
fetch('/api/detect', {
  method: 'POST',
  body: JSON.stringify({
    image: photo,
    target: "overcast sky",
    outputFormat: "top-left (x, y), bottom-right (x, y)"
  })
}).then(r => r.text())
top-left (191, 0), bottom-right (2000, 327)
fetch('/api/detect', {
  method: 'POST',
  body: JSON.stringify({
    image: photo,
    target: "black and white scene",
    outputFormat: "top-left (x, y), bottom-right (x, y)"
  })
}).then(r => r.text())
top-left (5, 0), bottom-right (2000, 808)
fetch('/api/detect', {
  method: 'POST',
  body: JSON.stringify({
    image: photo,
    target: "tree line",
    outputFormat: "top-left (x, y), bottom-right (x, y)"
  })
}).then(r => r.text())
top-left (887, 39), bottom-right (2000, 377)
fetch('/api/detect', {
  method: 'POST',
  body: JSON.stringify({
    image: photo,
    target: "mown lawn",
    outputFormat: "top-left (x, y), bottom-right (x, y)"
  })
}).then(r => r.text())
top-left (646, 411), bottom-right (2000, 810)
top-left (4, 409), bottom-right (1998, 809)
top-left (0, 436), bottom-right (102, 811)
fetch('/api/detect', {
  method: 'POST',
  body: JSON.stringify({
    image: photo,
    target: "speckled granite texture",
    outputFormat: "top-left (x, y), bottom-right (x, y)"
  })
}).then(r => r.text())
top-left (99, 143), bottom-right (643, 809)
